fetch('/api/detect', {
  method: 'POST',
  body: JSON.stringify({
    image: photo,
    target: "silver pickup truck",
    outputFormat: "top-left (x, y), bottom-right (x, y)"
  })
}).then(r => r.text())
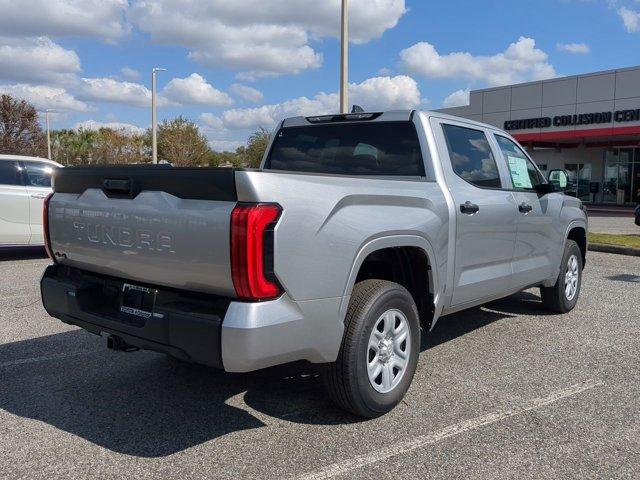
top-left (41, 110), bottom-right (587, 417)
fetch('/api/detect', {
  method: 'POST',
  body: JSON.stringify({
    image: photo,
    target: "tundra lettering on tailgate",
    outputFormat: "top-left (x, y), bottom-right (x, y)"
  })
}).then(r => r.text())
top-left (72, 221), bottom-right (175, 253)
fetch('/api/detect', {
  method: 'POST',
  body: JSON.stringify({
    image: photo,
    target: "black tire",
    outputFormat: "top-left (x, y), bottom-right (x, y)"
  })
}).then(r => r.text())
top-left (540, 239), bottom-right (583, 313)
top-left (321, 279), bottom-right (421, 418)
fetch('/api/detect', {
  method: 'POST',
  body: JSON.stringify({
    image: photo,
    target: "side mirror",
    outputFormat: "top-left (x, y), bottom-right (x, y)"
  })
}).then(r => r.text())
top-left (548, 169), bottom-right (568, 191)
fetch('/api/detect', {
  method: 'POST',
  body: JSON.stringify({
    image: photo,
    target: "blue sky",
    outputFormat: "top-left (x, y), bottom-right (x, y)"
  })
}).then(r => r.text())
top-left (0, 0), bottom-right (638, 150)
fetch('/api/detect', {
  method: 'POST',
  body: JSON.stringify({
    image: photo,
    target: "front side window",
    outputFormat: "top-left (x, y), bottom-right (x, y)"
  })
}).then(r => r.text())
top-left (494, 135), bottom-right (544, 190)
top-left (0, 161), bottom-right (23, 186)
top-left (441, 124), bottom-right (502, 188)
top-left (265, 122), bottom-right (425, 176)
top-left (22, 161), bottom-right (55, 187)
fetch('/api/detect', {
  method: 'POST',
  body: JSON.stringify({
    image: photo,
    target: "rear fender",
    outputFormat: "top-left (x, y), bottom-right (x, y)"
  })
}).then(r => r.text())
top-left (340, 235), bottom-right (442, 330)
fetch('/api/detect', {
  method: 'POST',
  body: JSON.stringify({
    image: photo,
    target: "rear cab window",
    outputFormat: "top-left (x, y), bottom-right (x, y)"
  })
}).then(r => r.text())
top-left (264, 121), bottom-right (425, 177)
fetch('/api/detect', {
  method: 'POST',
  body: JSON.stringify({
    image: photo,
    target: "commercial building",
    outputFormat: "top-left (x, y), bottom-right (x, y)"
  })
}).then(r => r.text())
top-left (439, 66), bottom-right (640, 205)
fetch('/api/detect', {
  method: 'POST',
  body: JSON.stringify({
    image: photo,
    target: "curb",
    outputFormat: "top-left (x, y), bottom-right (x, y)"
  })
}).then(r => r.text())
top-left (588, 243), bottom-right (640, 257)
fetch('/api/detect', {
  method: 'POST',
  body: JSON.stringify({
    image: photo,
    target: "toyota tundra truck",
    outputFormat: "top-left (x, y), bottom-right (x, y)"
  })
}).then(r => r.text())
top-left (40, 110), bottom-right (587, 417)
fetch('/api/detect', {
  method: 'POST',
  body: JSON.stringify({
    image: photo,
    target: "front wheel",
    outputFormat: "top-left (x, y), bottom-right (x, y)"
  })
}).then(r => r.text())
top-left (540, 239), bottom-right (583, 313)
top-left (321, 279), bottom-right (421, 418)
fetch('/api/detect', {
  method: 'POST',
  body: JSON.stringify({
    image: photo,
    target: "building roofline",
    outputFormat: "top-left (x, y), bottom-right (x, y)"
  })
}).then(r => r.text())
top-left (469, 65), bottom-right (640, 94)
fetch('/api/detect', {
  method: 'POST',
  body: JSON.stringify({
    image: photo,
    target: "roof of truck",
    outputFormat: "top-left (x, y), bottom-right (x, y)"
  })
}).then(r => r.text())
top-left (280, 109), bottom-right (503, 132)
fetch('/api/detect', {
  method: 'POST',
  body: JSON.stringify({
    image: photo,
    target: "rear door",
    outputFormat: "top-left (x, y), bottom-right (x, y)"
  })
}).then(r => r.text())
top-left (21, 161), bottom-right (56, 245)
top-left (492, 134), bottom-right (561, 287)
top-left (432, 119), bottom-right (518, 306)
top-left (0, 160), bottom-right (30, 245)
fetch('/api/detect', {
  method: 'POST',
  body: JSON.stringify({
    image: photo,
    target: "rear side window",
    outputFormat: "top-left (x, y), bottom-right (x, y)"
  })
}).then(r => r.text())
top-left (22, 161), bottom-right (55, 187)
top-left (442, 124), bottom-right (502, 189)
top-left (0, 161), bottom-right (23, 186)
top-left (265, 122), bottom-right (425, 176)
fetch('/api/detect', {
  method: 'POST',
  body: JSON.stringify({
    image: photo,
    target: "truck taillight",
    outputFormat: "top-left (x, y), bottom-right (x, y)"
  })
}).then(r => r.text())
top-left (43, 192), bottom-right (55, 262)
top-left (230, 203), bottom-right (282, 301)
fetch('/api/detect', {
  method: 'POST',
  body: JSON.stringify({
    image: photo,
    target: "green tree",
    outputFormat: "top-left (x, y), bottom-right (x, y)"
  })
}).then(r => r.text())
top-left (51, 128), bottom-right (150, 165)
top-left (236, 127), bottom-right (271, 168)
top-left (0, 94), bottom-right (47, 157)
top-left (157, 116), bottom-right (213, 166)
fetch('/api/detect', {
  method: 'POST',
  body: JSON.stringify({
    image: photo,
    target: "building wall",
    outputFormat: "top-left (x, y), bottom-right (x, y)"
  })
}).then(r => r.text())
top-left (439, 66), bottom-right (640, 138)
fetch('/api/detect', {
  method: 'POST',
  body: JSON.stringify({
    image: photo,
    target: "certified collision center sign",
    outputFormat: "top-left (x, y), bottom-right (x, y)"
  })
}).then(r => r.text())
top-left (504, 108), bottom-right (640, 131)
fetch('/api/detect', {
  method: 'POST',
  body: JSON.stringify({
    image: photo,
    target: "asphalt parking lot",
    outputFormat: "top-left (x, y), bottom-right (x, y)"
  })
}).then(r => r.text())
top-left (1, 250), bottom-right (638, 479)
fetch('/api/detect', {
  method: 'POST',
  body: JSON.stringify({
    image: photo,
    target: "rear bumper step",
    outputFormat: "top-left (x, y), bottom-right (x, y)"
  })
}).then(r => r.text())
top-left (40, 265), bottom-right (230, 368)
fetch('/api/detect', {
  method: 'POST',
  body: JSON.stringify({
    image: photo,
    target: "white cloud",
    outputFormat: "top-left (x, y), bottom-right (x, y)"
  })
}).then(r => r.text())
top-left (400, 37), bottom-right (556, 86)
top-left (120, 67), bottom-right (141, 81)
top-left (76, 77), bottom-right (154, 107)
top-left (0, 83), bottom-right (88, 111)
top-left (349, 75), bottom-right (421, 111)
top-left (229, 83), bottom-right (264, 103)
top-left (74, 119), bottom-right (145, 135)
top-left (130, 0), bottom-right (406, 78)
top-left (0, 36), bottom-right (80, 84)
top-left (220, 75), bottom-right (422, 130)
top-left (200, 113), bottom-right (225, 132)
top-left (0, 0), bottom-right (129, 40)
top-left (442, 89), bottom-right (470, 108)
top-left (618, 7), bottom-right (640, 32)
top-left (209, 139), bottom-right (243, 152)
top-left (163, 73), bottom-right (233, 106)
top-left (556, 42), bottom-right (590, 54)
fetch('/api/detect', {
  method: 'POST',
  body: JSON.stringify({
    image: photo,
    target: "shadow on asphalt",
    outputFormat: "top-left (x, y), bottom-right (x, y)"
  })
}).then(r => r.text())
top-left (0, 290), bottom-right (550, 458)
top-left (0, 247), bottom-right (47, 261)
top-left (422, 290), bottom-right (550, 351)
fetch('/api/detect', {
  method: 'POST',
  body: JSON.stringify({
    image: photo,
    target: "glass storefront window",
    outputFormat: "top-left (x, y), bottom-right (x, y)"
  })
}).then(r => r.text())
top-left (603, 148), bottom-right (639, 205)
top-left (565, 163), bottom-right (592, 202)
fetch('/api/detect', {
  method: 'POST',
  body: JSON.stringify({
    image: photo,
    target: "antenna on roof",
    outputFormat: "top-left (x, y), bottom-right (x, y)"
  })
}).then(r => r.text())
top-left (351, 105), bottom-right (364, 113)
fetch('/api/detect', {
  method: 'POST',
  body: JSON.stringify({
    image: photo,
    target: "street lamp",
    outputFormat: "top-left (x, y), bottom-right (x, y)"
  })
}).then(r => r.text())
top-left (151, 67), bottom-right (166, 164)
top-left (340, 0), bottom-right (349, 114)
top-left (45, 109), bottom-right (53, 160)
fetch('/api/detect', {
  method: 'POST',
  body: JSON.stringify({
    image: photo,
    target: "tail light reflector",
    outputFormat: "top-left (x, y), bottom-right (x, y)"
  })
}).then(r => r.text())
top-left (230, 203), bottom-right (282, 301)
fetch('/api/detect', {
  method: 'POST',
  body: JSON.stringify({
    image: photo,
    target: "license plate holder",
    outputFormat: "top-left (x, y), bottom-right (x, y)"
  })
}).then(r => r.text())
top-left (120, 283), bottom-right (156, 319)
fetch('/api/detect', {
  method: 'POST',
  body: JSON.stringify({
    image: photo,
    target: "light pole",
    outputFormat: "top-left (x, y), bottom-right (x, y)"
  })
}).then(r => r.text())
top-left (151, 67), bottom-right (166, 164)
top-left (45, 109), bottom-right (52, 160)
top-left (340, 0), bottom-right (349, 114)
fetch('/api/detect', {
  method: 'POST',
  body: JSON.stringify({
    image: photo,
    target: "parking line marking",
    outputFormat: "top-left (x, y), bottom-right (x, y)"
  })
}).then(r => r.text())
top-left (296, 380), bottom-right (603, 480)
top-left (0, 349), bottom-right (99, 368)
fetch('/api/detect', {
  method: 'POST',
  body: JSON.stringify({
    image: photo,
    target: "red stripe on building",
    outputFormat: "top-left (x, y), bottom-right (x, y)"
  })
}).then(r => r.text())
top-left (513, 125), bottom-right (640, 143)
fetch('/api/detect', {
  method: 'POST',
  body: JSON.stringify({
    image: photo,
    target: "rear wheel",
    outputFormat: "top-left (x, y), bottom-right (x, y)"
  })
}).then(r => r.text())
top-left (321, 279), bottom-right (420, 418)
top-left (540, 240), bottom-right (583, 313)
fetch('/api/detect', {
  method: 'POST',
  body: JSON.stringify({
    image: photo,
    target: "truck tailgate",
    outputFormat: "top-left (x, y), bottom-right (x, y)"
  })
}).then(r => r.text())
top-left (48, 166), bottom-right (237, 296)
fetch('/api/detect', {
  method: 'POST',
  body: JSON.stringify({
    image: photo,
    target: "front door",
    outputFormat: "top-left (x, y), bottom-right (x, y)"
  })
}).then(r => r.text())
top-left (493, 134), bottom-right (561, 288)
top-left (434, 120), bottom-right (518, 306)
top-left (0, 160), bottom-right (30, 245)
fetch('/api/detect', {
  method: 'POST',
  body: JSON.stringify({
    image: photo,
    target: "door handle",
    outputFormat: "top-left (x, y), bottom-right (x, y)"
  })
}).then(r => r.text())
top-left (30, 193), bottom-right (48, 199)
top-left (518, 203), bottom-right (533, 213)
top-left (460, 201), bottom-right (480, 215)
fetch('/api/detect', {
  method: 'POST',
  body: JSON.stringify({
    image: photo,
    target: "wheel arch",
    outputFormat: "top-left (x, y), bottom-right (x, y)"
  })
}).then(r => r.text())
top-left (340, 235), bottom-right (440, 330)
top-left (565, 221), bottom-right (587, 266)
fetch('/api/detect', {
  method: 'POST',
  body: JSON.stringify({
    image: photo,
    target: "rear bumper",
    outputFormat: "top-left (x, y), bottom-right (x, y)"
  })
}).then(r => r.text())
top-left (40, 265), bottom-right (344, 372)
top-left (41, 265), bottom-right (227, 368)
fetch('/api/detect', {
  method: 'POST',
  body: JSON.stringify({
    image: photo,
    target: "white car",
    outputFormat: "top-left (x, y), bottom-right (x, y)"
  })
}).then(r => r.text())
top-left (0, 155), bottom-right (62, 247)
